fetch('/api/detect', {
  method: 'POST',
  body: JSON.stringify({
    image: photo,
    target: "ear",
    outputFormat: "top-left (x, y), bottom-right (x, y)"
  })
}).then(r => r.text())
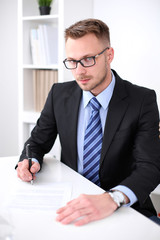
top-left (107, 47), bottom-right (114, 63)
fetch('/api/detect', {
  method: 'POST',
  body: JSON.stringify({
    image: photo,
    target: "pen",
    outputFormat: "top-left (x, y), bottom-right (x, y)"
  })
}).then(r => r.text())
top-left (26, 144), bottom-right (33, 185)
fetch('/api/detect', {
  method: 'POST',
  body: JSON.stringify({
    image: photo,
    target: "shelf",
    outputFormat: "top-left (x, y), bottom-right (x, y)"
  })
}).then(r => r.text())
top-left (18, 0), bottom-right (93, 151)
top-left (23, 64), bottom-right (58, 70)
top-left (23, 14), bottom-right (59, 22)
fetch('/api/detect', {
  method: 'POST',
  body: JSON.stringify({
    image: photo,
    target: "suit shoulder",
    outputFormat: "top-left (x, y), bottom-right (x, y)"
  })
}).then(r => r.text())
top-left (113, 69), bottom-right (156, 98)
top-left (48, 80), bottom-right (81, 102)
top-left (112, 70), bottom-right (157, 105)
top-left (123, 79), bottom-right (156, 99)
top-left (53, 81), bottom-right (78, 91)
top-left (48, 80), bottom-right (79, 97)
top-left (123, 79), bottom-right (153, 92)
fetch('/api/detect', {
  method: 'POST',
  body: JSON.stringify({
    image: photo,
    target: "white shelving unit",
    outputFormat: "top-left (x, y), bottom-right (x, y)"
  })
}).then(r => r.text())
top-left (18, 0), bottom-right (93, 158)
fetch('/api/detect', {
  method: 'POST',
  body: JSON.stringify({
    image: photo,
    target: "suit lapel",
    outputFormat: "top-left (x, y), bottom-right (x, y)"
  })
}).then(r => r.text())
top-left (100, 73), bottom-right (129, 165)
top-left (63, 83), bottom-right (82, 171)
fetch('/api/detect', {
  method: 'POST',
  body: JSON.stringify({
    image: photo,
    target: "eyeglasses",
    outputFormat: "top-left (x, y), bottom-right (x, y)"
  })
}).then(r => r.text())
top-left (63, 47), bottom-right (110, 70)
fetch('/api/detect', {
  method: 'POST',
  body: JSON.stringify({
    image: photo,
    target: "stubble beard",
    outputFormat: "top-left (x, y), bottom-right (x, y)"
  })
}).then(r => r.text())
top-left (76, 69), bottom-right (109, 95)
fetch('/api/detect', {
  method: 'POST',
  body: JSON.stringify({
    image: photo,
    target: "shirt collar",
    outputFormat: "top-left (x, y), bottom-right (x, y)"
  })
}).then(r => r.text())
top-left (83, 71), bottom-right (115, 110)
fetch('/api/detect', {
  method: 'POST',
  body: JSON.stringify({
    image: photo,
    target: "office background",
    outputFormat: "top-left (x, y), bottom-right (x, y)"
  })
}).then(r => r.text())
top-left (0, 0), bottom-right (160, 157)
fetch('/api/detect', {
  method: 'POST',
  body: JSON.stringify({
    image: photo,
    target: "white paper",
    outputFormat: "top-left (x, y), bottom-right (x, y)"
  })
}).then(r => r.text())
top-left (6, 182), bottom-right (72, 213)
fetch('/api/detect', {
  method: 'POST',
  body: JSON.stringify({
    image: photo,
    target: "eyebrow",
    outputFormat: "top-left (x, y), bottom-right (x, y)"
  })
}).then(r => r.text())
top-left (67, 53), bottom-right (96, 61)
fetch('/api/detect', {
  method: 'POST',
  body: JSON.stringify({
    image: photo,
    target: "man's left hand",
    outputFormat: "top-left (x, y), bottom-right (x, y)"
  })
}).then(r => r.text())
top-left (56, 193), bottom-right (118, 226)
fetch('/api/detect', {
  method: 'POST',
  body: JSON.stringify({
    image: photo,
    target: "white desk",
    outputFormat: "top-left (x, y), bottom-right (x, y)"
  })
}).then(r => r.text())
top-left (0, 156), bottom-right (160, 240)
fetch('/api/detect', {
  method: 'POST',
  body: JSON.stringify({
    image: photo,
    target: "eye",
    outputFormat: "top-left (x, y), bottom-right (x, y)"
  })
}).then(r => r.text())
top-left (66, 59), bottom-right (77, 67)
top-left (83, 57), bottom-right (93, 63)
top-left (68, 59), bottom-right (76, 64)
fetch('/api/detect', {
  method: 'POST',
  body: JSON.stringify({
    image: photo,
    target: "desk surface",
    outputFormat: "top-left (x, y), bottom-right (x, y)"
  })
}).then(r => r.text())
top-left (0, 156), bottom-right (160, 240)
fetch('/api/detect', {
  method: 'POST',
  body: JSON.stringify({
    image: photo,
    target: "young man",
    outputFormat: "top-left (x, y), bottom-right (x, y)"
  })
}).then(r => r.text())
top-left (16, 19), bottom-right (160, 226)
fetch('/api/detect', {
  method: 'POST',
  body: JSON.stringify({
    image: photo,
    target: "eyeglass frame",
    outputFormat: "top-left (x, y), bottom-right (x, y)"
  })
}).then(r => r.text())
top-left (63, 47), bottom-right (110, 70)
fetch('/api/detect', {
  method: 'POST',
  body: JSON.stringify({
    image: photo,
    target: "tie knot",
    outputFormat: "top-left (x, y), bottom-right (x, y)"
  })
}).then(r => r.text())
top-left (90, 97), bottom-right (101, 111)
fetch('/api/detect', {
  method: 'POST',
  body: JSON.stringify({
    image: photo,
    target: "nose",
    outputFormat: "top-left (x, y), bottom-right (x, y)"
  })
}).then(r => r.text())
top-left (75, 62), bottom-right (87, 75)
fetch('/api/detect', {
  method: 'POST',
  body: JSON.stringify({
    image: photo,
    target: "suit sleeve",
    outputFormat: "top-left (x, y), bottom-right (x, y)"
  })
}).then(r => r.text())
top-left (19, 84), bottom-right (58, 166)
top-left (120, 90), bottom-right (160, 205)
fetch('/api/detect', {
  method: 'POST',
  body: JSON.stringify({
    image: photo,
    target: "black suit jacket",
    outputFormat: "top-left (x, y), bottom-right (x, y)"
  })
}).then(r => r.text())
top-left (20, 70), bottom-right (160, 217)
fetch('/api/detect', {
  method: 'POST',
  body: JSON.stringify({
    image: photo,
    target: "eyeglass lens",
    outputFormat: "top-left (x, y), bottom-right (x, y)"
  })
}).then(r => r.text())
top-left (65, 57), bottom-right (95, 69)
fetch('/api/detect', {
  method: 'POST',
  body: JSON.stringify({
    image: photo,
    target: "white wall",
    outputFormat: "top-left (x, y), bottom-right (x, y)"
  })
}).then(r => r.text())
top-left (0, 0), bottom-right (159, 157)
top-left (93, 0), bottom-right (160, 109)
top-left (0, 0), bottom-right (18, 156)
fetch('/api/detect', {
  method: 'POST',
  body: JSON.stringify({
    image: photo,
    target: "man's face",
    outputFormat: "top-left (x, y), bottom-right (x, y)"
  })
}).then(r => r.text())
top-left (65, 33), bottom-right (114, 96)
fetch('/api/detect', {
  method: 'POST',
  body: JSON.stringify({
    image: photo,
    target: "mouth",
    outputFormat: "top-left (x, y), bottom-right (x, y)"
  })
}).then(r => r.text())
top-left (78, 77), bottom-right (91, 84)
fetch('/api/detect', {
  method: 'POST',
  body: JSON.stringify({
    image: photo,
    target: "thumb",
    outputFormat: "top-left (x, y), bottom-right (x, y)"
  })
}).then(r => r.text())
top-left (30, 161), bottom-right (40, 174)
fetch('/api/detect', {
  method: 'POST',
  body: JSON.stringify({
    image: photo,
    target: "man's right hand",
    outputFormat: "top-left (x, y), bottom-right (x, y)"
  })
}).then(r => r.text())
top-left (16, 159), bottom-right (40, 182)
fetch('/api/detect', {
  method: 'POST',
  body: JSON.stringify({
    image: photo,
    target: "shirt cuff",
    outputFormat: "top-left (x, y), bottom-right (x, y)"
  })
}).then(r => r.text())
top-left (32, 158), bottom-right (39, 163)
top-left (111, 185), bottom-right (138, 207)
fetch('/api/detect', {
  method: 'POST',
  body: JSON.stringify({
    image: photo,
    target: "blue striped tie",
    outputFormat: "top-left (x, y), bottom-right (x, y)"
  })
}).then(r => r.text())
top-left (83, 97), bottom-right (103, 186)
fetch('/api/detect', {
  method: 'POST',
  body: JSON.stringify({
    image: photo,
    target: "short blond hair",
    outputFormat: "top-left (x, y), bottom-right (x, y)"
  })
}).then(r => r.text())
top-left (65, 18), bottom-right (111, 46)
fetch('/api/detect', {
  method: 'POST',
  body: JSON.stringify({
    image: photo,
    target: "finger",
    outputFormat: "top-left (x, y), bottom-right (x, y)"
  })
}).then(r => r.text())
top-left (56, 203), bottom-right (78, 220)
top-left (30, 162), bottom-right (40, 174)
top-left (56, 195), bottom-right (92, 224)
top-left (66, 198), bottom-right (79, 205)
top-left (17, 167), bottom-right (32, 182)
top-left (17, 160), bottom-right (33, 182)
top-left (56, 206), bottom-right (91, 225)
top-left (56, 197), bottom-right (80, 214)
top-left (74, 213), bottom-right (96, 226)
top-left (18, 159), bottom-right (29, 169)
top-left (56, 206), bottom-right (67, 214)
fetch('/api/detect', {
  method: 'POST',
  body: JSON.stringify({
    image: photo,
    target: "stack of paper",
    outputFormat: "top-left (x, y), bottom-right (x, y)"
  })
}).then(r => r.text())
top-left (5, 182), bottom-right (72, 213)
